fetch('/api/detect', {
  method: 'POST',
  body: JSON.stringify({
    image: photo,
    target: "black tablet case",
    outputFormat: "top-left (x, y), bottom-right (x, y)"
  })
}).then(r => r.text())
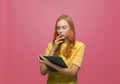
top-left (43, 56), bottom-right (68, 72)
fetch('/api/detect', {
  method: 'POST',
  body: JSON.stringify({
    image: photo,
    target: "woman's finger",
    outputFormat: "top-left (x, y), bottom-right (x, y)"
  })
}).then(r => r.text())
top-left (55, 37), bottom-right (64, 43)
top-left (57, 33), bottom-right (62, 38)
top-left (58, 37), bottom-right (64, 41)
top-left (40, 56), bottom-right (47, 61)
top-left (57, 41), bottom-right (63, 44)
top-left (38, 55), bottom-right (42, 60)
top-left (38, 56), bottom-right (44, 63)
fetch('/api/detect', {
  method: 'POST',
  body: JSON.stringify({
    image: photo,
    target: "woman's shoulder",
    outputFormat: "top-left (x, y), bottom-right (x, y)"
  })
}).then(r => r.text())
top-left (75, 40), bottom-right (85, 48)
top-left (47, 42), bottom-right (53, 47)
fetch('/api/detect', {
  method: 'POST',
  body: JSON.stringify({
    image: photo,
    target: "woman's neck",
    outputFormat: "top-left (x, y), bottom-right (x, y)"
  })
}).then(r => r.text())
top-left (63, 37), bottom-right (69, 44)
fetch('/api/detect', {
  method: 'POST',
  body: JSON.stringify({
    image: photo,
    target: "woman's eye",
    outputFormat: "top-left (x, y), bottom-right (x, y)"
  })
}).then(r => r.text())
top-left (56, 26), bottom-right (60, 30)
top-left (62, 26), bottom-right (67, 29)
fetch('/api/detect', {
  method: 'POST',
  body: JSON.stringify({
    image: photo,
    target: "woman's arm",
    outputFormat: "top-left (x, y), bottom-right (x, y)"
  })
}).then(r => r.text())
top-left (49, 62), bottom-right (80, 77)
top-left (38, 45), bottom-right (57, 75)
top-left (38, 35), bottom-right (68, 75)
top-left (38, 56), bottom-right (48, 75)
top-left (38, 44), bottom-right (57, 75)
top-left (40, 63), bottom-right (48, 75)
top-left (40, 56), bottom-right (80, 77)
top-left (49, 35), bottom-right (64, 56)
top-left (49, 47), bottom-right (56, 56)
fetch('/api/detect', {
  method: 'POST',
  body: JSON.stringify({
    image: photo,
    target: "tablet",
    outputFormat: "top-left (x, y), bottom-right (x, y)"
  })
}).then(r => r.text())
top-left (40, 56), bottom-right (68, 72)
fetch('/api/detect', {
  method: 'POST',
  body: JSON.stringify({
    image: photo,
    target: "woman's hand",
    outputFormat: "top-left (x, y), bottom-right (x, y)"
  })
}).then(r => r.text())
top-left (38, 55), bottom-right (49, 75)
top-left (38, 55), bottom-right (51, 66)
top-left (53, 34), bottom-right (65, 50)
top-left (49, 34), bottom-right (65, 56)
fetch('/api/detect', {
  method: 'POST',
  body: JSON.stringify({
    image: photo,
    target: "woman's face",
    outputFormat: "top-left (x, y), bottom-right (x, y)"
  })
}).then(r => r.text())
top-left (56, 20), bottom-right (70, 38)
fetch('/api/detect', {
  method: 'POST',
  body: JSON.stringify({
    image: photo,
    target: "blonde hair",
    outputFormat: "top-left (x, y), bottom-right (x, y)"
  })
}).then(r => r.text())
top-left (53, 15), bottom-right (76, 58)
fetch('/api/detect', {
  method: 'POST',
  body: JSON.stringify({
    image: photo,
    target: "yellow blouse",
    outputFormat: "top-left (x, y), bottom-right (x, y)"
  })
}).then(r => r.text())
top-left (44, 41), bottom-right (85, 84)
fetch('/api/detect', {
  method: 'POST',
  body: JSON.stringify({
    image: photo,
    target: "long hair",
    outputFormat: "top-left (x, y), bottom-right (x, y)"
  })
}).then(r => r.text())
top-left (53, 15), bottom-right (76, 59)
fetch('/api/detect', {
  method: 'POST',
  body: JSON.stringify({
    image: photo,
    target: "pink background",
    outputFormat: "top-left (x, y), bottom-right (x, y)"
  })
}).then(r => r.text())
top-left (0, 0), bottom-right (120, 84)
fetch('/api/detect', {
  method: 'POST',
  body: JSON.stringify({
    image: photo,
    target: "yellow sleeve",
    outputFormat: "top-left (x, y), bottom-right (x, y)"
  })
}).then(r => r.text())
top-left (71, 43), bottom-right (85, 67)
top-left (44, 42), bottom-right (53, 56)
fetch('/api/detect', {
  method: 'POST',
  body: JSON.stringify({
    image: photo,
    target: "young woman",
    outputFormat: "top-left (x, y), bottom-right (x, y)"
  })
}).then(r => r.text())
top-left (38, 15), bottom-right (85, 84)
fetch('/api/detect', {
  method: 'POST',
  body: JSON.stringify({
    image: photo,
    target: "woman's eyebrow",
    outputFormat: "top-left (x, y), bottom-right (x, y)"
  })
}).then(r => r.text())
top-left (57, 25), bottom-right (67, 27)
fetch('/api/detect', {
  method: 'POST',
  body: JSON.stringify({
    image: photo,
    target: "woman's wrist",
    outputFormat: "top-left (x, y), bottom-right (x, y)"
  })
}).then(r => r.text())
top-left (53, 44), bottom-right (58, 50)
top-left (49, 45), bottom-right (57, 55)
top-left (40, 64), bottom-right (48, 75)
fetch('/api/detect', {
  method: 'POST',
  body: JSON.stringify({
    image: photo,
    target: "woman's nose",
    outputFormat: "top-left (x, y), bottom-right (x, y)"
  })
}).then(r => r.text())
top-left (59, 30), bottom-right (63, 35)
top-left (59, 29), bottom-right (62, 33)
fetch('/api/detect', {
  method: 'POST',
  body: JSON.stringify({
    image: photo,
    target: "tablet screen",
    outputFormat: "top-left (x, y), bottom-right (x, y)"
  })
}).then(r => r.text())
top-left (43, 56), bottom-right (68, 71)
